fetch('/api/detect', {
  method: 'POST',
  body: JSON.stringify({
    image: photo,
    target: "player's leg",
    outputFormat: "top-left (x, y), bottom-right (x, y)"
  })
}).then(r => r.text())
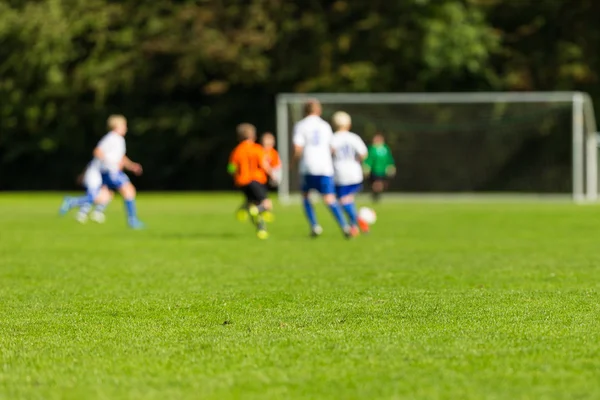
top-left (90, 186), bottom-right (112, 223)
top-left (59, 192), bottom-right (94, 216)
top-left (105, 171), bottom-right (143, 229)
top-left (338, 184), bottom-right (361, 236)
top-left (75, 187), bottom-right (97, 223)
top-left (371, 177), bottom-right (385, 202)
top-left (301, 175), bottom-right (321, 236)
top-left (236, 199), bottom-right (249, 222)
top-left (320, 177), bottom-right (351, 237)
top-left (242, 182), bottom-right (269, 239)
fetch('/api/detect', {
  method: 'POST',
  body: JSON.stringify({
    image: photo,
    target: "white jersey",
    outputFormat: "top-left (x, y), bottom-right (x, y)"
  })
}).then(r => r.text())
top-left (96, 131), bottom-right (126, 172)
top-left (83, 159), bottom-right (102, 190)
top-left (292, 115), bottom-right (334, 176)
top-left (331, 131), bottom-right (368, 185)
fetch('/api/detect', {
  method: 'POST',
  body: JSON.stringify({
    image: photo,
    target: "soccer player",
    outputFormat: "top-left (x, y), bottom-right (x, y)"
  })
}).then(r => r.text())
top-left (330, 111), bottom-right (368, 236)
top-left (363, 133), bottom-right (396, 202)
top-left (228, 123), bottom-right (273, 239)
top-left (60, 115), bottom-right (144, 228)
top-left (261, 132), bottom-right (282, 189)
top-left (293, 99), bottom-right (350, 238)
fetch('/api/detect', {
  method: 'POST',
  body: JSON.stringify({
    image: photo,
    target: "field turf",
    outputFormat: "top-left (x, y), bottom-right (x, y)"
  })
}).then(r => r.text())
top-left (1, 193), bottom-right (599, 399)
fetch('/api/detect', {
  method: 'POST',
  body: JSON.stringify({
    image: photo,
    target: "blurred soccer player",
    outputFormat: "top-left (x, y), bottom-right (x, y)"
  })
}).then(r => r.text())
top-left (261, 132), bottom-right (282, 189)
top-left (228, 123), bottom-right (273, 239)
top-left (364, 133), bottom-right (396, 202)
top-left (330, 111), bottom-right (368, 236)
top-left (293, 99), bottom-right (350, 238)
top-left (260, 132), bottom-right (281, 222)
top-left (60, 115), bottom-right (144, 228)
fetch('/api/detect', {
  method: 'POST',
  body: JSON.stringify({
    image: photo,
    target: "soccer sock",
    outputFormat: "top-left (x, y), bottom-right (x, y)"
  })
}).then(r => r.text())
top-left (70, 194), bottom-right (94, 208)
top-left (124, 199), bottom-right (137, 221)
top-left (94, 203), bottom-right (107, 213)
top-left (328, 202), bottom-right (348, 229)
top-left (373, 191), bottom-right (381, 202)
top-left (257, 217), bottom-right (267, 231)
top-left (79, 203), bottom-right (92, 216)
top-left (302, 197), bottom-right (318, 227)
top-left (257, 204), bottom-right (269, 214)
top-left (342, 202), bottom-right (358, 226)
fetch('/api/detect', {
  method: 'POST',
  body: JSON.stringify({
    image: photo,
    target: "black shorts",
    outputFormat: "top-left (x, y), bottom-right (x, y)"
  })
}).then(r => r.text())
top-left (369, 174), bottom-right (388, 184)
top-left (240, 181), bottom-right (268, 203)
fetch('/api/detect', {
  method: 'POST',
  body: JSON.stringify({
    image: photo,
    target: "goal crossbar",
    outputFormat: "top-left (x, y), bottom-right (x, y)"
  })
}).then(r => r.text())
top-left (276, 92), bottom-right (598, 203)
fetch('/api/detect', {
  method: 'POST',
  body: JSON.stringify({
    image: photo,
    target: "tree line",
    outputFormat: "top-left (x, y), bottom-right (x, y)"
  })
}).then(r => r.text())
top-left (0, 0), bottom-right (597, 190)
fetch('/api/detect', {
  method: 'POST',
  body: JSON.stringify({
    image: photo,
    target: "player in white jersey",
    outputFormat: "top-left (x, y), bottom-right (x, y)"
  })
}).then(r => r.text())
top-left (59, 115), bottom-right (144, 229)
top-left (330, 111), bottom-right (368, 235)
top-left (293, 99), bottom-right (350, 238)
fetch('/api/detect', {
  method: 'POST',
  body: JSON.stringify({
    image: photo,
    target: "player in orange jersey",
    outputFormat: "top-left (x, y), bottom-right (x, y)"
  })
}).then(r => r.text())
top-left (228, 123), bottom-right (273, 239)
top-left (259, 132), bottom-right (281, 222)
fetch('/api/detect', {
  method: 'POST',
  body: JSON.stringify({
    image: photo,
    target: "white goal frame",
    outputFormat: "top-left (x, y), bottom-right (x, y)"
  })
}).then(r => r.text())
top-left (276, 92), bottom-right (598, 203)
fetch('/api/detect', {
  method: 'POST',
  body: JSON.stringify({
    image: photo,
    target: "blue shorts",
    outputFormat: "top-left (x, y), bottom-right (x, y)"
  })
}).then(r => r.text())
top-left (101, 171), bottom-right (130, 190)
top-left (335, 183), bottom-right (362, 198)
top-left (301, 175), bottom-right (335, 195)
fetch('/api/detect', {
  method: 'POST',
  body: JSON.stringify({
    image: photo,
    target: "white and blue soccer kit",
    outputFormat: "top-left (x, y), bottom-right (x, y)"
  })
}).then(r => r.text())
top-left (331, 131), bottom-right (368, 228)
top-left (292, 115), bottom-right (348, 234)
top-left (293, 115), bottom-right (336, 195)
top-left (96, 131), bottom-right (130, 190)
top-left (331, 131), bottom-right (368, 198)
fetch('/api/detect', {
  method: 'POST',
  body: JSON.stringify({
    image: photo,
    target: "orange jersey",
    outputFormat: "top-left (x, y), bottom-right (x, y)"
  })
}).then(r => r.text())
top-left (264, 147), bottom-right (281, 169)
top-left (229, 140), bottom-right (267, 186)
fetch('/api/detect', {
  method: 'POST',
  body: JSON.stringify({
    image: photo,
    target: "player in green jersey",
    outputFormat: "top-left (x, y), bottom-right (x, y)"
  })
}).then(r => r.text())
top-left (363, 133), bottom-right (396, 202)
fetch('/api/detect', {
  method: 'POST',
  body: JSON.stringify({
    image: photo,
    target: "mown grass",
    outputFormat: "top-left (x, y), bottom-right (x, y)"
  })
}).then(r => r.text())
top-left (0, 193), bottom-right (599, 399)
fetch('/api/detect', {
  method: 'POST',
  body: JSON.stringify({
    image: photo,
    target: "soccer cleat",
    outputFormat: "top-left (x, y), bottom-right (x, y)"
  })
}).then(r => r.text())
top-left (358, 218), bottom-right (370, 234)
top-left (350, 225), bottom-right (360, 237)
top-left (58, 197), bottom-right (74, 216)
top-left (256, 229), bottom-right (269, 240)
top-left (75, 212), bottom-right (88, 224)
top-left (90, 210), bottom-right (106, 224)
top-left (236, 208), bottom-right (249, 222)
top-left (310, 225), bottom-right (323, 238)
top-left (343, 226), bottom-right (354, 239)
top-left (128, 218), bottom-right (145, 230)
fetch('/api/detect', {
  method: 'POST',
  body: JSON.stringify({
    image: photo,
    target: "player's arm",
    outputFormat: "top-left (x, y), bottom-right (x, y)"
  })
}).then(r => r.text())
top-left (121, 156), bottom-right (143, 176)
top-left (363, 146), bottom-right (374, 176)
top-left (227, 151), bottom-right (238, 176)
top-left (258, 149), bottom-right (273, 178)
top-left (292, 126), bottom-right (304, 161)
top-left (355, 137), bottom-right (368, 162)
top-left (385, 145), bottom-right (396, 177)
top-left (93, 146), bottom-right (105, 161)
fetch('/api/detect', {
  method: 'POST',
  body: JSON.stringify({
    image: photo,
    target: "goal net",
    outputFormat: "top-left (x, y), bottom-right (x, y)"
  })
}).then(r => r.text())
top-left (276, 92), bottom-right (598, 203)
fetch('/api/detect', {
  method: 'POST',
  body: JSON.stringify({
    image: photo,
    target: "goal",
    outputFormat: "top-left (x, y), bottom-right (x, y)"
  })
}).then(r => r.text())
top-left (276, 92), bottom-right (598, 203)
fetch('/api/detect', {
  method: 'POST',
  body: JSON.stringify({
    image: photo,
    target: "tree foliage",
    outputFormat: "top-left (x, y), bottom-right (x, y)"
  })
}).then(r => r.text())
top-left (0, 0), bottom-right (597, 189)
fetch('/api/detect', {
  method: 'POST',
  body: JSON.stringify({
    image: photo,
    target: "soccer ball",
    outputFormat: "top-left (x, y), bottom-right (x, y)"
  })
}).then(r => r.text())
top-left (358, 207), bottom-right (377, 225)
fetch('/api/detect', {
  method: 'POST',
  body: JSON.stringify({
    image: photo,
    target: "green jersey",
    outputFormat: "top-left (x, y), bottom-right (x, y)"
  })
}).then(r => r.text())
top-left (364, 144), bottom-right (395, 177)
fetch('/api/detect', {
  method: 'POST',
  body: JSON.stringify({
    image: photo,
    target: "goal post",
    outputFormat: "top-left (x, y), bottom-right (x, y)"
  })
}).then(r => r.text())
top-left (276, 92), bottom-right (598, 203)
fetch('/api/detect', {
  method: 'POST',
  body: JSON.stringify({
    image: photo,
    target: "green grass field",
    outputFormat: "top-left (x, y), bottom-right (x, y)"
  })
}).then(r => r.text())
top-left (1, 193), bottom-right (599, 399)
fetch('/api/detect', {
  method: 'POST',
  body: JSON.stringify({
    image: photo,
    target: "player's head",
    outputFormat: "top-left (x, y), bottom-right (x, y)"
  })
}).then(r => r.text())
top-left (261, 132), bottom-right (275, 149)
top-left (237, 123), bottom-right (256, 142)
top-left (303, 99), bottom-right (322, 117)
top-left (332, 111), bottom-right (351, 132)
top-left (108, 115), bottom-right (128, 136)
top-left (373, 133), bottom-right (385, 145)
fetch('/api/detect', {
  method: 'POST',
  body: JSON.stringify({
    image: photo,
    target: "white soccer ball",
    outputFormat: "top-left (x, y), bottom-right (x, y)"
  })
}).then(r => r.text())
top-left (358, 207), bottom-right (377, 225)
